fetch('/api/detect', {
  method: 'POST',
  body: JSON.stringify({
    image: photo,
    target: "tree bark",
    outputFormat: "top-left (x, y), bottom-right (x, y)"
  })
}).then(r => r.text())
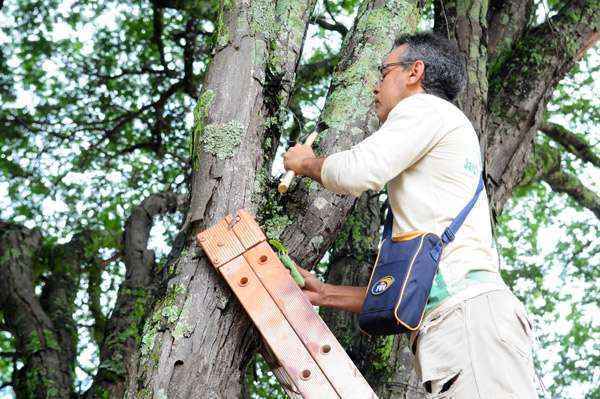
top-left (487, 0), bottom-right (535, 62)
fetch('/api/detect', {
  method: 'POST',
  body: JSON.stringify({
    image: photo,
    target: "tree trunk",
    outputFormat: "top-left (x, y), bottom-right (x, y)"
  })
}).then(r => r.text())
top-left (125, 1), bottom-right (316, 397)
top-left (0, 223), bottom-right (74, 398)
top-left (270, 0), bottom-right (423, 396)
top-left (434, 0), bottom-right (489, 139)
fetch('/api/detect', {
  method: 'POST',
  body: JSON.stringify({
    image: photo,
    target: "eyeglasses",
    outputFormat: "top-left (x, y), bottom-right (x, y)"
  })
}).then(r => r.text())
top-left (377, 60), bottom-right (417, 81)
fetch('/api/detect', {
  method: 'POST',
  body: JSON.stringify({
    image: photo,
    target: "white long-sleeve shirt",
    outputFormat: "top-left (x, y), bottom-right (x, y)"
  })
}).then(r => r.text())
top-left (321, 93), bottom-right (501, 295)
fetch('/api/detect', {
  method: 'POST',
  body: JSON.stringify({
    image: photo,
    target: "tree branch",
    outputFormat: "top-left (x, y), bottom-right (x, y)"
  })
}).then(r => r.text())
top-left (540, 122), bottom-right (599, 168)
top-left (520, 142), bottom-right (599, 219)
top-left (75, 79), bottom-right (185, 169)
top-left (182, 16), bottom-right (200, 98)
top-left (151, 3), bottom-right (169, 73)
top-left (544, 168), bottom-right (600, 219)
top-left (311, 15), bottom-right (348, 37)
top-left (288, 56), bottom-right (337, 143)
top-left (485, 0), bottom-right (599, 214)
top-left (90, 66), bottom-right (171, 81)
top-left (87, 256), bottom-right (107, 346)
top-left (296, 57), bottom-right (337, 84)
top-left (96, 80), bottom-right (185, 150)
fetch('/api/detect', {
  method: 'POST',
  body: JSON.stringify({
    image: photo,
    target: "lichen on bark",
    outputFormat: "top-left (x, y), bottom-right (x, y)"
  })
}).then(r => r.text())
top-left (191, 89), bottom-right (216, 169)
top-left (191, 84), bottom-right (245, 161)
top-left (139, 283), bottom-right (187, 361)
top-left (200, 120), bottom-right (245, 160)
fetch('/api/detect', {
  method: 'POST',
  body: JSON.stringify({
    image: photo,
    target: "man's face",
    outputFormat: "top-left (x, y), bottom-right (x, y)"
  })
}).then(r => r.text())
top-left (373, 45), bottom-right (422, 123)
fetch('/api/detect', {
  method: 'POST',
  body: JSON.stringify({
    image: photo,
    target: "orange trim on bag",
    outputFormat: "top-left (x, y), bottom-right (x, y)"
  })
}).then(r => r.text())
top-left (392, 231), bottom-right (427, 242)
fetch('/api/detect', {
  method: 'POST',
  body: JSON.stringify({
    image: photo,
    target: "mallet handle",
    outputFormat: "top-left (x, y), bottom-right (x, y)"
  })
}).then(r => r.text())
top-left (278, 132), bottom-right (318, 194)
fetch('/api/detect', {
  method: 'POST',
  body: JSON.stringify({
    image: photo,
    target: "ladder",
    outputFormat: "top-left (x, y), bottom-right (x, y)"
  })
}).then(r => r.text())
top-left (197, 209), bottom-right (378, 399)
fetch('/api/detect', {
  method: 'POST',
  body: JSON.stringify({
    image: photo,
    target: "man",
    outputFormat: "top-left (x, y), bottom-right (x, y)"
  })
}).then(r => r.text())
top-left (283, 32), bottom-right (538, 398)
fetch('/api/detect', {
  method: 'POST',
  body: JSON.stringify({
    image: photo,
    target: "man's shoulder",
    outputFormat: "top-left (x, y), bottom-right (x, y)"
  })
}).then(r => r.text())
top-left (418, 93), bottom-right (470, 121)
top-left (392, 93), bottom-right (471, 124)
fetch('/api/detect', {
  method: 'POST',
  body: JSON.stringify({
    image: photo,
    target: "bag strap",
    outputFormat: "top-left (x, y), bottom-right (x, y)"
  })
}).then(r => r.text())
top-left (382, 174), bottom-right (485, 244)
top-left (382, 199), bottom-right (395, 240)
top-left (441, 175), bottom-right (485, 244)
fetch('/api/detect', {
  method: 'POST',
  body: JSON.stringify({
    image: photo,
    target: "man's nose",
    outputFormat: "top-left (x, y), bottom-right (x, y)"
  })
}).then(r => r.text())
top-left (373, 82), bottom-right (380, 95)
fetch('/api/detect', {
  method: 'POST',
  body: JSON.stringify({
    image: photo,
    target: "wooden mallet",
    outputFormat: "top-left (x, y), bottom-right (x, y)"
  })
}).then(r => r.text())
top-left (278, 131), bottom-right (318, 194)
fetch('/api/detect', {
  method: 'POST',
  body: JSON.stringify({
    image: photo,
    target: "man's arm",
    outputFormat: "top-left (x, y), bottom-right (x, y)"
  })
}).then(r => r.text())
top-left (301, 157), bottom-right (325, 185)
top-left (286, 96), bottom-right (445, 197)
top-left (296, 266), bottom-right (367, 314)
top-left (320, 284), bottom-right (368, 314)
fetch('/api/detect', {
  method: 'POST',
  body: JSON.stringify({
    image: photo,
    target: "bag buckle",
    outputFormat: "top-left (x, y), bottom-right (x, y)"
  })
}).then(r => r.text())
top-left (441, 229), bottom-right (455, 244)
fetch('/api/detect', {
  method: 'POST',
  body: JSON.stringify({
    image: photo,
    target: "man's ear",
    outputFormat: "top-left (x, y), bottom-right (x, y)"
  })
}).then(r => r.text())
top-left (408, 60), bottom-right (425, 85)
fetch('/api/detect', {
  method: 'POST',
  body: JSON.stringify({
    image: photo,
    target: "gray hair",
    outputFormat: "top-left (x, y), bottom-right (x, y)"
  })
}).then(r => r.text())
top-left (393, 32), bottom-right (466, 102)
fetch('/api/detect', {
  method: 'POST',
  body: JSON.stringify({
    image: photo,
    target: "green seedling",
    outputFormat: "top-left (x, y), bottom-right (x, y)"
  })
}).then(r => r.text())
top-left (269, 239), bottom-right (305, 288)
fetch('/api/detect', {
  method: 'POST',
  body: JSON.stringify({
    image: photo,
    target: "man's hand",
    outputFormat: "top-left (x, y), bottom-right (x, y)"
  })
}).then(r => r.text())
top-left (295, 265), bottom-right (327, 307)
top-left (283, 143), bottom-right (316, 176)
top-left (291, 261), bottom-right (367, 314)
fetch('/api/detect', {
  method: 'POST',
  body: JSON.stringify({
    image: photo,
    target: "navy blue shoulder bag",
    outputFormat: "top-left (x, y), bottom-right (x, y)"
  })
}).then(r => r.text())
top-left (358, 176), bottom-right (484, 336)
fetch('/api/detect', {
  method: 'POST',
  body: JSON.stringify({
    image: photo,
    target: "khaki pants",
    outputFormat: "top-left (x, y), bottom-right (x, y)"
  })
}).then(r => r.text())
top-left (413, 290), bottom-right (539, 398)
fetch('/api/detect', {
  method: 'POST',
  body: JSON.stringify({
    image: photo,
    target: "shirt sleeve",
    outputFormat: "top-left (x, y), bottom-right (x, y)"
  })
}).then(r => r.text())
top-left (320, 95), bottom-right (445, 197)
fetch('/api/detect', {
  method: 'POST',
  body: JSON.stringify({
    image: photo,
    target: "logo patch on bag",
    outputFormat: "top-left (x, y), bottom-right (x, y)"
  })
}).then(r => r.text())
top-left (372, 276), bottom-right (394, 295)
